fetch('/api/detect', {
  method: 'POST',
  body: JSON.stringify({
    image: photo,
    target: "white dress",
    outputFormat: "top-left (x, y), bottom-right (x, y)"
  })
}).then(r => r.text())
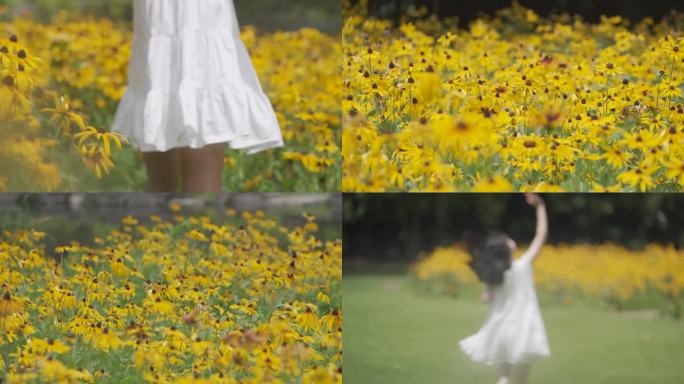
top-left (459, 251), bottom-right (550, 365)
top-left (112, 0), bottom-right (284, 153)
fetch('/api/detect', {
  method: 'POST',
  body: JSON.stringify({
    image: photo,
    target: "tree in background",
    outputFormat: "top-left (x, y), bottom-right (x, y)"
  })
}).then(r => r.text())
top-left (343, 194), bottom-right (684, 263)
top-left (355, 0), bottom-right (684, 25)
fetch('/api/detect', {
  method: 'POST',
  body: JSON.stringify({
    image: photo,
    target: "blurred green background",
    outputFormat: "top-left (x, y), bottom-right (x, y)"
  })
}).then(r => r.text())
top-left (358, 0), bottom-right (684, 25)
top-left (344, 274), bottom-right (684, 384)
top-left (2, 0), bottom-right (342, 33)
top-left (343, 193), bottom-right (684, 383)
top-left (0, 193), bottom-right (342, 253)
top-left (344, 193), bottom-right (684, 265)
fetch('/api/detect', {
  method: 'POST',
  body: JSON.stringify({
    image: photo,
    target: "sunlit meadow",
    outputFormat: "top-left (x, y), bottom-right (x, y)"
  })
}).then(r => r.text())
top-left (0, 208), bottom-right (342, 383)
top-left (0, 11), bottom-right (341, 192)
top-left (412, 244), bottom-right (684, 319)
top-left (342, 1), bottom-right (684, 192)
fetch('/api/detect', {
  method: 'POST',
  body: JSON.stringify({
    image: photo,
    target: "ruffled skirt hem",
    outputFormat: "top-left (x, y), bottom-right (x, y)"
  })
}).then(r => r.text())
top-left (125, 133), bottom-right (284, 154)
top-left (112, 83), bottom-right (284, 155)
top-left (459, 336), bottom-right (550, 366)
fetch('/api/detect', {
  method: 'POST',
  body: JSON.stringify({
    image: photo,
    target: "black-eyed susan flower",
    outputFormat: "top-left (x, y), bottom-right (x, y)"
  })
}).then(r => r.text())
top-left (76, 143), bottom-right (114, 179)
top-left (40, 95), bottom-right (85, 135)
top-left (0, 208), bottom-right (341, 381)
top-left (602, 144), bottom-right (633, 169)
top-left (74, 126), bottom-right (126, 156)
top-left (471, 175), bottom-right (514, 192)
top-left (618, 163), bottom-right (658, 191)
top-left (0, 291), bottom-right (23, 316)
top-left (297, 305), bottom-right (319, 332)
top-left (342, 3), bottom-right (684, 192)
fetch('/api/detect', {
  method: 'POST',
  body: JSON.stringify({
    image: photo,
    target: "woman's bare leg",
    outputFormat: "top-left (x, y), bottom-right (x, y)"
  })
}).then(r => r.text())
top-left (143, 150), bottom-right (181, 192)
top-left (512, 363), bottom-right (530, 384)
top-left (497, 363), bottom-right (511, 384)
top-left (179, 143), bottom-right (226, 193)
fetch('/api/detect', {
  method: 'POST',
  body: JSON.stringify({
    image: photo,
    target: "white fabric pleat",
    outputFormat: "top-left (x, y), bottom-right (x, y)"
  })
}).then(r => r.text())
top-left (459, 252), bottom-right (551, 365)
top-left (112, 0), bottom-right (284, 153)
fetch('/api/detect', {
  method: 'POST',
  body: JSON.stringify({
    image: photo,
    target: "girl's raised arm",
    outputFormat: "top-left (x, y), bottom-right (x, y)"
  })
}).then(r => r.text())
top-left (523, 193), bottom-right (547, 263)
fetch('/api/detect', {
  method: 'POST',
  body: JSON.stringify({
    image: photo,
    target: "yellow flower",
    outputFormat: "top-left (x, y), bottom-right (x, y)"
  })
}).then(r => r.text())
top-left (471, 176), bottom-right (514, 192)
top-left (601, 62), bottom-right (621, 77)
top-left (77, 143), bottom-right (115, 179)
top-left (591, 182), bottom-right (622, 192)
top-left (187, 229), bottom-right (208, 242)
top-left (617, 163), bottom-right (657, 191)
top-left (40, 95), bottom-right (86, 135)
top-left (109, 258), bottom-right (130, 277)
top-left (661, 37), bottom-right (682, 58)
top-left (0, 197), bottom-right (341, 379)
top-left (413, 243), bottom-right (684, 318)
top-left (90, 327), bottom-right (123, 351)
top-left (416, 71), bottom-right (443, 105)
top-left (0, 292), bottom-right (23, 316)
top-left (665, 159), bottom-right (684, 185)
top-left (320, 308), bottom-right (342, 331)
top-left (304, 365), bottom-right (336, 384)
top-left (602, 144), bottom-right (632, 169)
top-left (74, 126), bottom-right (126, 155)
top-left (29, 338), bottom-right (71, 354)
top-left (317, 291), bottom-right (330, 304)
top-left (147, 297), bottom-right (175, 316)
top-left (210, 242), bottom-right (230, 256)
top-left (297, 306), bottom-right (319, 332)
top-left (342, 3), bottom-right (684, 191)
top-left (122, 215), bottom-right (138, 226)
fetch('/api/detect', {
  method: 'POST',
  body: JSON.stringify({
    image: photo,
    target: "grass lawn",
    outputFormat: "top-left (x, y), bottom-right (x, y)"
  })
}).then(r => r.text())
top-left (344, 275), bottom-right (684, 384)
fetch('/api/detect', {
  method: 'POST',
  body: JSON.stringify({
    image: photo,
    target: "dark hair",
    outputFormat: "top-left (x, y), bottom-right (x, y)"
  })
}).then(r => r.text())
top-left (464, 232), bottom-right (512, 286)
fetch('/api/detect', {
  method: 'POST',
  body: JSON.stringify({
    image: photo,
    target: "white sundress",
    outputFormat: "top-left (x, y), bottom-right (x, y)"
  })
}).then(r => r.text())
top-left (112, 0), bottom-right (284, 154)
top-left (459, 251), bottom-right (550, 365)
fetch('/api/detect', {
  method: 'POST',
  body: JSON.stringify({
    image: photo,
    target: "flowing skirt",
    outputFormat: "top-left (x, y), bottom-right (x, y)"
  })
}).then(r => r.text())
top-left (112, 0), bottom-right (283, 153)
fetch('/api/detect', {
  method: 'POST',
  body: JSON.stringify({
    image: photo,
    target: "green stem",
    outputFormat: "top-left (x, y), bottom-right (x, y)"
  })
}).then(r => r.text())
top-left (668, 55), bottom-right (677, 85)
top-left (465, 73), bottom-right (469, 97)
top-left (409, 86), bottom-right (413, 116)
top-left (636, 106), bottom-right (640, 130)
top-left (667, 55), bottom-right (677, 111)
top-left (604, 75), bottom-right (610, 117)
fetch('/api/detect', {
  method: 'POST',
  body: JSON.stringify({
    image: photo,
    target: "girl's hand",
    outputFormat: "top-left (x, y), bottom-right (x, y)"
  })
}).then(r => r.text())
top-left (521, 193), bottom-right (548, 263)
top-left (525, 193), bottom-right (544, 207)
top-left (480, 287), bottom-right (491, 303)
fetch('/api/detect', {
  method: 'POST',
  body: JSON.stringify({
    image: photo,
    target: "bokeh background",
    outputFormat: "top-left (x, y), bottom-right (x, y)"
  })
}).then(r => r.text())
top-left (344, 193), bottom-right (684, 266)
top-left (344, 194), bottom-right (684, 384)
top-left (0, 192), bottom-right (342, 249)
top-left (359, 0), bottom-right (684, 25)
top-left (3, 0), bottom-right (342, 33)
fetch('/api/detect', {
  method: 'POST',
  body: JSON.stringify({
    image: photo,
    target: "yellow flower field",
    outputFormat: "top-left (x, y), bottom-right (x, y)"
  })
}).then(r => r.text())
top-left (1, 12), bottom-right (340, 192)
top-left (343, 2), bottom-right (684, 191)
top-left (0, 209), bottom-right (342, 383)
top-left (412, 244), bottom-right (684, 317)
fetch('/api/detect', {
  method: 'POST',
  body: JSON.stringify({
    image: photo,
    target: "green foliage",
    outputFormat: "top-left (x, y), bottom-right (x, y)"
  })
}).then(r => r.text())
top-left (408, 271), bottom-right (462, 298)
top-left (4, 0), bottom-right (341, 33)
top-left (343, 194), bottom-right (684, 262)
top-left (5, 0), bottom-right (131, 20)
top-left (344, 275), bottom-right (684, 384)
